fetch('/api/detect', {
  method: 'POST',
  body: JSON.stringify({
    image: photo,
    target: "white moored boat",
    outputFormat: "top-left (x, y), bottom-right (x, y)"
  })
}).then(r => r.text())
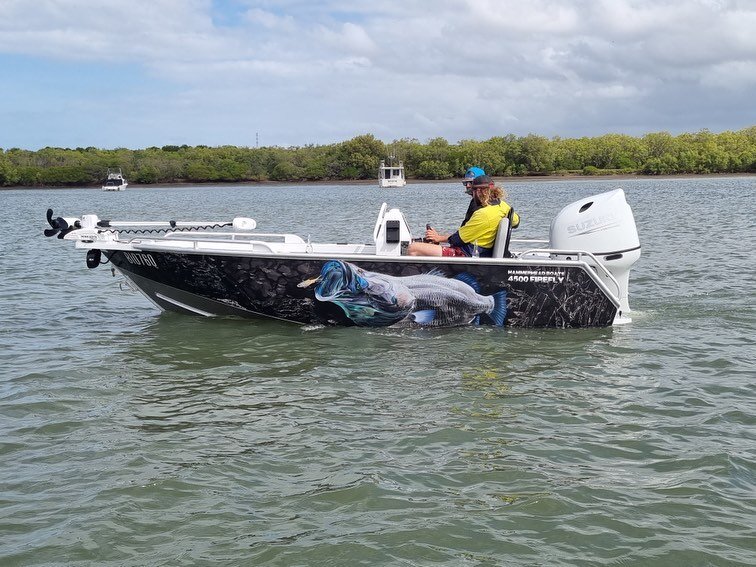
top-left (44, 188), bottom-right (641, 328)
top-left (101, 168), bottom-right (128, 191)
top-left (379, 158), bottom-right (406, 187)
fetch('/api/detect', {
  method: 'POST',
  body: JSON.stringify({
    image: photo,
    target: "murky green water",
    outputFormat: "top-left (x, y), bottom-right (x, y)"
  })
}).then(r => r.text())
top-left (1, 177), bottom-right (754, 565)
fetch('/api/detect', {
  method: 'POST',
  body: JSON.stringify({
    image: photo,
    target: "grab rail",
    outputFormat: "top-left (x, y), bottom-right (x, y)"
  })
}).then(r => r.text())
top-left (163, 232), bottom-right (305, 244)
top-left (132, 238), bottom-right (282, 254)
top-left (519, 248), bottom-right (623, 299)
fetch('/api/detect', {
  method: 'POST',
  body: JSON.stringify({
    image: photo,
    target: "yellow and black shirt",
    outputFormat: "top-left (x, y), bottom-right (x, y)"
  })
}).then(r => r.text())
top-left (448, 201), bottom-right (520, 257)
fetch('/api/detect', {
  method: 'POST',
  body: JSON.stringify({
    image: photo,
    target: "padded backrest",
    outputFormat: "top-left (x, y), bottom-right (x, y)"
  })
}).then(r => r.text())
top-left (492, 208), bottom-right (515, 258)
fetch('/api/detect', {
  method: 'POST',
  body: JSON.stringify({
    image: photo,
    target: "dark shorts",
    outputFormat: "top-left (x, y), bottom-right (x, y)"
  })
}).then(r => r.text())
top-left (441, 246), bottom-right (468, 257)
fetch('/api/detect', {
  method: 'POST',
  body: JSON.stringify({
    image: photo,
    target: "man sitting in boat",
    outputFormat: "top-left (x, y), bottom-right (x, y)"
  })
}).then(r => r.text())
top-left (407, 174), bottom-right (520, 258)
top-left (460, 166), bottom-right (519, 226)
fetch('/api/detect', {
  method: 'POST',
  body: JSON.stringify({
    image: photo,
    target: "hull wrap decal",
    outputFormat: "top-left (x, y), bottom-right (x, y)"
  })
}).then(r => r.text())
top-left (108, 251), bottom-right (617, 328)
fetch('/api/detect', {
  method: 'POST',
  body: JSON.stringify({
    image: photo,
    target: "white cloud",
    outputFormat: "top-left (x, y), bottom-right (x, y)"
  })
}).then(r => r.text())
top-left (242, 8), bottom-right (296, 30)
top-left (314, 22), bottom-right (377, 55)
top-left (0, 0), bottom-right (754, 149)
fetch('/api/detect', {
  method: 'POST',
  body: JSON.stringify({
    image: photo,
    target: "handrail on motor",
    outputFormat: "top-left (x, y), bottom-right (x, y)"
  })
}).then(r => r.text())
top-left (519, 248), bottom-right (623, 299)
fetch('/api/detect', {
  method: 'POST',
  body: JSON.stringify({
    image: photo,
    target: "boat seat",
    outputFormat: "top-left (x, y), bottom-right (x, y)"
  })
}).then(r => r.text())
top-left (492, 208), bottom-right (515, 258)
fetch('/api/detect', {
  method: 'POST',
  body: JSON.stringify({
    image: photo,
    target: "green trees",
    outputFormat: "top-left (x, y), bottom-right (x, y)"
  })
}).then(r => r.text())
top-left (333, 134), bottom-right (386, 179)
top-left (1, 128), bottom-right (754, 187)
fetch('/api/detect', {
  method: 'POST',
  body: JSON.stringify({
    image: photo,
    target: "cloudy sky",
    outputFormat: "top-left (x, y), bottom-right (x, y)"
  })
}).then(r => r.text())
top-left (1, 0), bottom-right (754, 150)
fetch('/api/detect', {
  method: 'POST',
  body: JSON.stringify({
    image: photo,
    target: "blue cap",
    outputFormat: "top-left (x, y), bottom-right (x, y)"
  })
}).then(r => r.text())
top-left (464, 166), bottom-right (485, 180)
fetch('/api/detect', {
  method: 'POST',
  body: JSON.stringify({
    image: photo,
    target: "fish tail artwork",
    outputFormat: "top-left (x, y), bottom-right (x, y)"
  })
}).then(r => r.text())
top-left (488, 290), bottom-right (507, 327)
top-left (452, 272), bottom-right (506, 327)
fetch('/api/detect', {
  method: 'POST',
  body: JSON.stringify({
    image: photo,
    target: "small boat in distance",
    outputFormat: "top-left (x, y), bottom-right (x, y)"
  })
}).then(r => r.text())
top-left (379, 158), bottom-right (406, 188)
top-left (102, 168), bottom-right (128, 191)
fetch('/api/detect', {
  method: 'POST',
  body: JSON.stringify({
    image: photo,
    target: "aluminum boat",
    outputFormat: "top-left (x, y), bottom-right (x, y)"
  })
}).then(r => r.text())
top-left (44, 188), bottom-right (641, 328)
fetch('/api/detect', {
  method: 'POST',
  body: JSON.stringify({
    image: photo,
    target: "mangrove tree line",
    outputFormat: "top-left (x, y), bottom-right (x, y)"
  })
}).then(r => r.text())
top-left (1, 127), bottom-right (754, 187)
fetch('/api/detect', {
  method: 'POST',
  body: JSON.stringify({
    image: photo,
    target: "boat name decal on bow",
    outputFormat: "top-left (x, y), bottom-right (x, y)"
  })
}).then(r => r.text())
top-left (123, 252), bottom-right (158, 268)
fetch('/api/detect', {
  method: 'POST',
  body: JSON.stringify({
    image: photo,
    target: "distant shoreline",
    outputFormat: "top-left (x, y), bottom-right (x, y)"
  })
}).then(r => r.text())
top-left (3, 171), bottom-right (754, 190)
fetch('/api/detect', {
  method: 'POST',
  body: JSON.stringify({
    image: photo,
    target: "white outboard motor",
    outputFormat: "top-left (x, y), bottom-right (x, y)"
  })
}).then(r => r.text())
top-left (373, 203), bottom-right (413, 256)
top-left (549, 189), bottom-right (641, 317)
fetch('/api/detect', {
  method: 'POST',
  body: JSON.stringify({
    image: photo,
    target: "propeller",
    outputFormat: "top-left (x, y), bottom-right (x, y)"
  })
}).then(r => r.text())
top-left (44, 208), bottom-right (79, 239)
top-left (44, 208), bottom-right (63, 237)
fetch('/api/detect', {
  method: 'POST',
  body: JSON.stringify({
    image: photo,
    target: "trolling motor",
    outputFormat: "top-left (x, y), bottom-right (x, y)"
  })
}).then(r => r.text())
top-left (44, 208), bottom-right (260, 268)
top-left (44, 209), bottom-right (80, 239)
top-left (45, 209), bottom-right (103, 268)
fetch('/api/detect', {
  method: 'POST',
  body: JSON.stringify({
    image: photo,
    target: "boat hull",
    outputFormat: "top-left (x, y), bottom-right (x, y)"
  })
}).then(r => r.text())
top-left (105, 250), bottom-right (617, 328)
top-left (379, 179), bottom-right (406, 188)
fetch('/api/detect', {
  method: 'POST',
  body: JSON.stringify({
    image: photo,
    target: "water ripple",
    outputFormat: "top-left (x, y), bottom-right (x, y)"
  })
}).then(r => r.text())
top-left (2, 180), bottom-right (755, 565)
